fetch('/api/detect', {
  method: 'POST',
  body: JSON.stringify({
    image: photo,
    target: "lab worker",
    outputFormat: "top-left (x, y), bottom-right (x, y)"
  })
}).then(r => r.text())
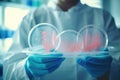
top-left (3, 0), bottom-right (120, 80)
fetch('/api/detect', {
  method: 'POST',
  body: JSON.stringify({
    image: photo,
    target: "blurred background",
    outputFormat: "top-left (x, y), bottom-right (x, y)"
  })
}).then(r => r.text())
top-left (0, 0), bottom-right (120, 79)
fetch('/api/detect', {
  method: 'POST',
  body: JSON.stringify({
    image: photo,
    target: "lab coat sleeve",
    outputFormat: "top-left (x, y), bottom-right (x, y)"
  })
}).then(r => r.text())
top-left (3, 53), bottom-right (29, 80)
top-left (8, 9), bottom-right (37, 51)
top-left (19, 10), bottom-right (36, 48)
top-left (103, 10), bottom-right (120, 57)
top-left (103, 11), bottom-right (120, 79)
top-left (3, 9), bottom-right (38, 80)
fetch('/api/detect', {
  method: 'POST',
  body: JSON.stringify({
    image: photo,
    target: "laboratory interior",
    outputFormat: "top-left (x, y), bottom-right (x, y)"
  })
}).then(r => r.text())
top-left (0, 0), bottom-right (120, 80)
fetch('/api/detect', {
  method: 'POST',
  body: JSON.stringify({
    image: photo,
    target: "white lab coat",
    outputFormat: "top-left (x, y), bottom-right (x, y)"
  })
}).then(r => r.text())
top-left (3, 2), bottom-right (120, 80)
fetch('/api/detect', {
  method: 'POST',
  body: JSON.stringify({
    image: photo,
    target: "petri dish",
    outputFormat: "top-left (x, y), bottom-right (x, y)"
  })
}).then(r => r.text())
top-left (55, 30), bottom-right (78, 55)
top-left (77, 25), bottom-right (108, 53)
top-left (28, 23), bottom-right (60, 52)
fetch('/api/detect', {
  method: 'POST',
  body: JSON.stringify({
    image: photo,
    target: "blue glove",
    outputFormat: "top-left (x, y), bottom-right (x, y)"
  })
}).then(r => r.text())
top-left (25, 53), bottom-right (65, 78)
top-left (77, 50), bottom-right (113, 78)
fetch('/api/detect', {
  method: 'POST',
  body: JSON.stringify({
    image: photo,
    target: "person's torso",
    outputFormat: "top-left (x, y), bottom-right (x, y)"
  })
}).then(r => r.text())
top-left (33, 4), bottom-right (105, 33)
top-left (28, 4), bottom-right (106, 80)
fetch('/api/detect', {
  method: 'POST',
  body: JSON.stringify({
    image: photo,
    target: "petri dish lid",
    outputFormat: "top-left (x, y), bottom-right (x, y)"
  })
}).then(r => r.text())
top-left (28, 23), bottom-right (60, 52)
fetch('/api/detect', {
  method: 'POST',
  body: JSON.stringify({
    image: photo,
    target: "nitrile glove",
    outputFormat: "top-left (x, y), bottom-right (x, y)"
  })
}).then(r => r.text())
top-left (25, 53), bottom-right (65, 78)
top-left (77, 50), bottom-right (113, 78)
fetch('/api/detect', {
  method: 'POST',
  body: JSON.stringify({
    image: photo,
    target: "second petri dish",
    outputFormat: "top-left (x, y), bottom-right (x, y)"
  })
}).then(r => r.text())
top-left (55, 30), bottom-right (78, 55)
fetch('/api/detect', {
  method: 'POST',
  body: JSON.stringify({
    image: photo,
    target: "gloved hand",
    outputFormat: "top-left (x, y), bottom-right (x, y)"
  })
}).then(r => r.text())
top-left (77, 50), bottom-right (113, 78)
top-left (25, 53), bottom-right (65, 78)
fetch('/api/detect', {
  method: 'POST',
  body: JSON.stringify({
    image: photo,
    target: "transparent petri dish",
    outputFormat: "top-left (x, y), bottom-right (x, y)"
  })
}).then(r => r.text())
top-left (55, 30), bottom-right (78, 55)
top-left (28, 23), bottom-right (60, 52)
top-left (77, 25), bottom-right (108, 53)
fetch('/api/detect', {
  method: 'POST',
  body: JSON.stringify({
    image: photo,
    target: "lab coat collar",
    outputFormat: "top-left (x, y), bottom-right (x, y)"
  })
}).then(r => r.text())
top-left (69, 2), bottom-right (86, 12)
